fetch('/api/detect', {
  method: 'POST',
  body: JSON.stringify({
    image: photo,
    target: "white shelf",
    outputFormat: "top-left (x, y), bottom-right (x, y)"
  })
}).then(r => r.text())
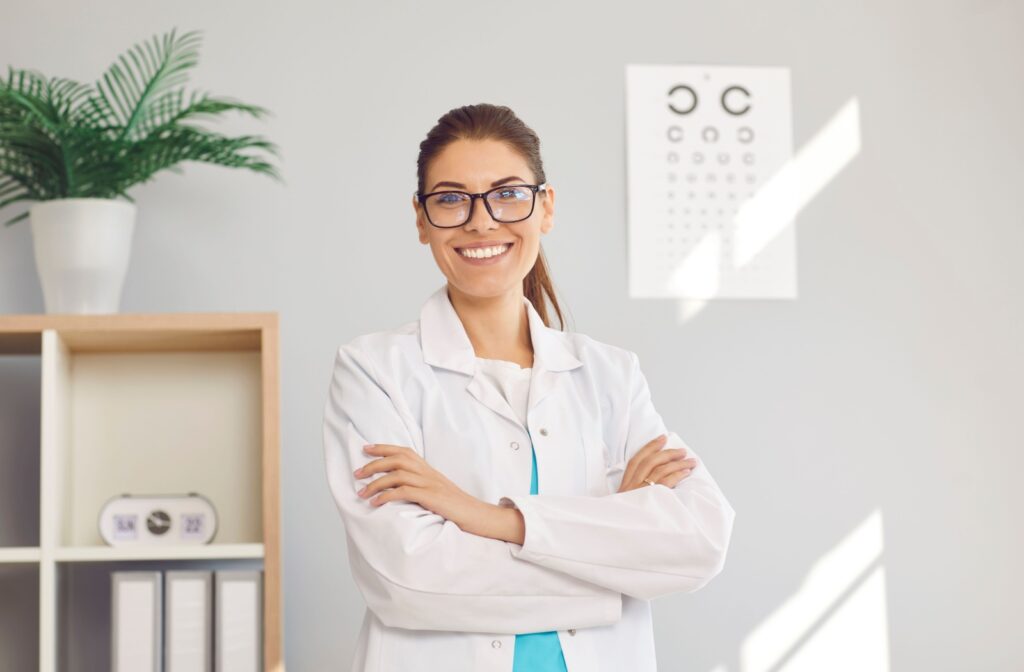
top-left (53, 543), bottom-right (265, 562)
top-left (0, 546), bottom-right (42, 563)
top-left (0, 314), bottom-right (282, 671)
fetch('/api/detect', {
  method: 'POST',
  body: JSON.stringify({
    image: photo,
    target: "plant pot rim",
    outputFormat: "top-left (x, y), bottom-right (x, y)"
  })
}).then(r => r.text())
top-left (29, 197), bottom-right (137, 213)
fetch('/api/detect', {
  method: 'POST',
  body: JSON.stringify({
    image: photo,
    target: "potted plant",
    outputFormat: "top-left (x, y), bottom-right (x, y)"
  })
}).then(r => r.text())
top-left (0, 27), bottom-right (280, 313)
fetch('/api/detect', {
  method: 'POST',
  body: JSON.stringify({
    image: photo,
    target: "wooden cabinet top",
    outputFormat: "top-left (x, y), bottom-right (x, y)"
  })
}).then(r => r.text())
top-left (0, 313), bottom-right (277, 354)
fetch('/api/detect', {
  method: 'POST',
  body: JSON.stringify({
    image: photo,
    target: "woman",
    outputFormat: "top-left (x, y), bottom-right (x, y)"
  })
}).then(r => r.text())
top-left (323, 103), bottom-right (736, 672)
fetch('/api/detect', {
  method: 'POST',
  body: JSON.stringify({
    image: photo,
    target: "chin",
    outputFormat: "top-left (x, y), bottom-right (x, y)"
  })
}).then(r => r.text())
top-left (447, 276), bottom-right (523, 299)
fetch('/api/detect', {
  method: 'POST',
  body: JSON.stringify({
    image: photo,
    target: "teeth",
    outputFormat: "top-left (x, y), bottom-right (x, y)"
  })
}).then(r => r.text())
top-left (458, 243), bottom-right (510, 259)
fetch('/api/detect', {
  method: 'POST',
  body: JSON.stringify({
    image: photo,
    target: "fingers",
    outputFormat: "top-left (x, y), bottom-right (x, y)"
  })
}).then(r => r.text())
top-left (367, 485), bottom-right (414, 507)
top-left (626, 444), bottom-right (698, 491)
top-left (659, 467), bottom-right (693, 489)
top-left (621, 434), bottom-right (668, 485)
top-left (362, 443), bottom-right (416, 458)
top-left (356, 469), bottom-right (426, 500)
top-left (353, 456), bottom-right (397, 478)
top-left (639, 434), bottom-right (669, 456)
top-left (631, 447), bottom-right (693, 487)
top-left (645, 449), bottom-right (693, 472)
top-left (648, 458), bottom-right (696, 485)
top-left (354, 447), bottom-right (420, 478)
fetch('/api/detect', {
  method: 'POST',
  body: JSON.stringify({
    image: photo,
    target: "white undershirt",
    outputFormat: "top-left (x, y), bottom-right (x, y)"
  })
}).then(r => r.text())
top-left (474, 357), bottom-right (532, 427)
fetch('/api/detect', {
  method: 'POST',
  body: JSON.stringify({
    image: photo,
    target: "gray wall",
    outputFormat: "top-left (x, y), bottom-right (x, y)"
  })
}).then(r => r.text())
top-left (2, 1), bottom-right (1021, 670)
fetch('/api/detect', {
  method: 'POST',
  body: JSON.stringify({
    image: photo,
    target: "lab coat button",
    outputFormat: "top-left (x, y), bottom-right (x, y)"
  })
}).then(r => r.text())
top-left (491, 639), bottom-right (502, 648)
top-left (568, 628), bottom-right (576, 636)
top-left (539, 427), bottom-right (549, 436)
top-left (510, 441), bottom-right (520, 451)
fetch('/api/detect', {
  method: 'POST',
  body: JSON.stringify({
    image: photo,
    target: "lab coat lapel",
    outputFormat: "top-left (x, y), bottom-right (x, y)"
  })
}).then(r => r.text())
top-left (419, 284), bottom-right (582, 429)
top-left (521, 289), bottom-right (583, 420)
top-left (467, 378), bottom-right (522, 429)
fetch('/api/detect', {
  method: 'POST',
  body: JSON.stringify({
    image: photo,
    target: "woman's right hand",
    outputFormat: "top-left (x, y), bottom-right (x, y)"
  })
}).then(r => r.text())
top-left (616, 434), bottom-right (698, 493)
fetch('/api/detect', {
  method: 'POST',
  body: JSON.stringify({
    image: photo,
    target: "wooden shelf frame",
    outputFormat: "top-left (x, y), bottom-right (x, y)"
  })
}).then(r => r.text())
top-left (0, 312), bottom-right (283, 672)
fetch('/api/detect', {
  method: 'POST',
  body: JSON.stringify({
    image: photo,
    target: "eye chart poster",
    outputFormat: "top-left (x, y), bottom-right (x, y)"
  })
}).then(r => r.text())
top-left (626, 64), bottom-right (796, 299)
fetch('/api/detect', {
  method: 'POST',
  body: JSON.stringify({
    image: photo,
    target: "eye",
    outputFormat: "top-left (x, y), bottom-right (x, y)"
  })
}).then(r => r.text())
top-left (492, 187), bottom-right (530, 201)
top-left (431, 192), bottom-right (468, 208)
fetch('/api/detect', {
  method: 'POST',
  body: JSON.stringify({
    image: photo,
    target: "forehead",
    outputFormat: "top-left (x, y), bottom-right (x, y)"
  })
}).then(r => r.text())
top-left (426, 138), bottom-right (535, 190)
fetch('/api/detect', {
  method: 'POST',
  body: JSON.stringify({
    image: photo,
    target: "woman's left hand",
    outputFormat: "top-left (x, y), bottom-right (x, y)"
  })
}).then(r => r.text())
top-left (353, 443), bottom-right (487, 529)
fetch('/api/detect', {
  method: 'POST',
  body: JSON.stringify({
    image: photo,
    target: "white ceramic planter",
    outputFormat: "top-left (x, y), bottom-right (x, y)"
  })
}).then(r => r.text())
top-left (29, 197), bottom-right (137, 314)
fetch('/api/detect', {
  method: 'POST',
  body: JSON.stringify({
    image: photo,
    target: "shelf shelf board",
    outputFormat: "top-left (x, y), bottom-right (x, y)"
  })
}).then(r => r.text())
top-left (53, 543), bottom-right (265, 562)
top-left (0, 547), bottom-right (41, 563)
top-left (0, 313), bottom-right (277, 353)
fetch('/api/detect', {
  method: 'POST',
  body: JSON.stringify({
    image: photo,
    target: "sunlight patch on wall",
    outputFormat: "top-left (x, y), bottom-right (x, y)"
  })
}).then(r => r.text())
top-left (675, 97), bottom-right (862, 324)
top-left (738, 508), bottom-right (890, 672)
top-left (733, 97), bottom-right (862, 268)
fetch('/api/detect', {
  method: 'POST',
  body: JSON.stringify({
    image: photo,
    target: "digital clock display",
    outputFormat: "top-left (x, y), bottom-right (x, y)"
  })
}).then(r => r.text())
top-left (113, 513), bottom-right (138, 540)
top-left (181, 513), bottom-right (206, 540)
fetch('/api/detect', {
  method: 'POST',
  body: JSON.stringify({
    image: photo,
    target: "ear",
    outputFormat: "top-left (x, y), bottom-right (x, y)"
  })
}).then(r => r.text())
top-left (539, 184), bottom-right (555, 235)
top-left (413, 195), bottom-right (429, 244)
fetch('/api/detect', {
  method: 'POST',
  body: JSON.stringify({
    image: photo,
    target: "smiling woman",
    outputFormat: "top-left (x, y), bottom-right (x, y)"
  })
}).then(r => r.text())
top-left (322, 103), bottom-right (736, 672)
top-left (412, 121), bottom-right (560, 323)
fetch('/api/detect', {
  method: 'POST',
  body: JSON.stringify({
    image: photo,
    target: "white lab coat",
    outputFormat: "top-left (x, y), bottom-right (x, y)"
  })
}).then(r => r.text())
top-left (322, 283), bottom-right (736, 672)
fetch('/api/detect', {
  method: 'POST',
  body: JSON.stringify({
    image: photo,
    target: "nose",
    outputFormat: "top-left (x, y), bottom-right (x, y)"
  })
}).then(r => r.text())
top-left (463, 195), bottom-right (499, 233)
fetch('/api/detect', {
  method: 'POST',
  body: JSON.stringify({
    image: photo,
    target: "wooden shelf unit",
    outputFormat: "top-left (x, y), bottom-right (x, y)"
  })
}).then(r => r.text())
top-left (0, 313), bottom-right (282, 672)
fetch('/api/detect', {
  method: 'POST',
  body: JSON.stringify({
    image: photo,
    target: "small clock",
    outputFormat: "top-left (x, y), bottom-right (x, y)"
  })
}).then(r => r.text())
top-left (98, 493), bottom-right (218, 546)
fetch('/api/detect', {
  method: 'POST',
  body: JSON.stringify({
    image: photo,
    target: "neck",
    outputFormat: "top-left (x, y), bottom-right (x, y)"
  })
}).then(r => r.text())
top-left (446, 284), bottom-right (534, 368)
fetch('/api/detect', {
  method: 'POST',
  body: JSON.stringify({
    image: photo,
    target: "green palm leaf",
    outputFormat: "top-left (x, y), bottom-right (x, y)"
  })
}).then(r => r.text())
top-left (0, 27), bottom-right (281, 227)
top-left (143, 89), bottom-right (270, 134)
top-left (91, 27), bottom-right (203, 141)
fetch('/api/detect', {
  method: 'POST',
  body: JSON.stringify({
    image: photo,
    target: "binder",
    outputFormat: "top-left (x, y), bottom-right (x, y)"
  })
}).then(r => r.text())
top-left (111, 571), bottom-right (162, 672)
top-left (215, 570), bottom-right (263, 671)
top-left (165, 570), bottom-right (213, 672)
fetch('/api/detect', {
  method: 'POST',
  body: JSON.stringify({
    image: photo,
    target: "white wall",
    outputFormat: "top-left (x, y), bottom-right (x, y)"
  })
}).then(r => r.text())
top-left (2, 1), bottom-right (1021, 670)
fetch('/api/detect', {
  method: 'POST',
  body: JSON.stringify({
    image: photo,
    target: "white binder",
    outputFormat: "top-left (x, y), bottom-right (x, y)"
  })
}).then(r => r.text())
top-left (111, 571), bottom-right (162, 672)
top-left (214, 570), bottom-right (263, 671)
top-left (165, 570), bottom-right (213, 672)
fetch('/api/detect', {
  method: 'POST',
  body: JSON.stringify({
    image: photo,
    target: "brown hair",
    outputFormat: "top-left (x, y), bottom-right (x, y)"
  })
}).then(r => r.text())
top-left (416, 103), bottom-right (571, 331)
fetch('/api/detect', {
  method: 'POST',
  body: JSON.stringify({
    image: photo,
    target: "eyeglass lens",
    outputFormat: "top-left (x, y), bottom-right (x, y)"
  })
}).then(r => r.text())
top-left (424, 186), bottom-right (535, 227)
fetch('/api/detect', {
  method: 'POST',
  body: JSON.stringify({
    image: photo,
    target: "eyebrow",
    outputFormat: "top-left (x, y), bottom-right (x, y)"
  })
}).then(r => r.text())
top-left (429, 176), bottom-right (527, 192)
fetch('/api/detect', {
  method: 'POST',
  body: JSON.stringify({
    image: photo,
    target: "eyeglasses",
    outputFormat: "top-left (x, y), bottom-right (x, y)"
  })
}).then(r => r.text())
top-left (415, 183), bottom-right (547, 228)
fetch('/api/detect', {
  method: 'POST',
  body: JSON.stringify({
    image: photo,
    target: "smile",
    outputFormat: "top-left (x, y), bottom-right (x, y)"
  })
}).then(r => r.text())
top-left (455, 242), bottom-right (513, 264)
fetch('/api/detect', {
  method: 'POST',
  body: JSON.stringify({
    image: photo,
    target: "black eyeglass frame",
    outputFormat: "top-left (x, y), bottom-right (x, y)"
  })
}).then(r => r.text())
top-left (415, 182), bottom-right (548, 228)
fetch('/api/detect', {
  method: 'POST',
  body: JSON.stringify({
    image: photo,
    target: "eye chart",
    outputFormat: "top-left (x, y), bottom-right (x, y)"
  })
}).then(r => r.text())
top-left (625, 64), bottom-right (796, 299)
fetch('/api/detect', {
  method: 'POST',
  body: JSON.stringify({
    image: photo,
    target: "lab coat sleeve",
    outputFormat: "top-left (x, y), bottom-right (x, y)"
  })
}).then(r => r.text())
top-left (323, 342), bottom-right (623, 633)
top-left (498, 350), bottom-right (737, 601)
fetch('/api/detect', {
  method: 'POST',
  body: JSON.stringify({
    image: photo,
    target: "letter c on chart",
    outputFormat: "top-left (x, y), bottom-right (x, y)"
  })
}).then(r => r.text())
top-left (721, 85), bottom-right (751, 116)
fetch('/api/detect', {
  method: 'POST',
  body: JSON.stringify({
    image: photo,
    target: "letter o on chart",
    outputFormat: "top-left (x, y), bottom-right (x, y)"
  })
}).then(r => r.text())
top-left (667, 84), bottom-right (698, 115)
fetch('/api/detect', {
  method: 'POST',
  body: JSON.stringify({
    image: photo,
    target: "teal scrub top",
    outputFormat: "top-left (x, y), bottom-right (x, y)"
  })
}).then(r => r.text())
top-left (512, 443), bottom-right (569, 672)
